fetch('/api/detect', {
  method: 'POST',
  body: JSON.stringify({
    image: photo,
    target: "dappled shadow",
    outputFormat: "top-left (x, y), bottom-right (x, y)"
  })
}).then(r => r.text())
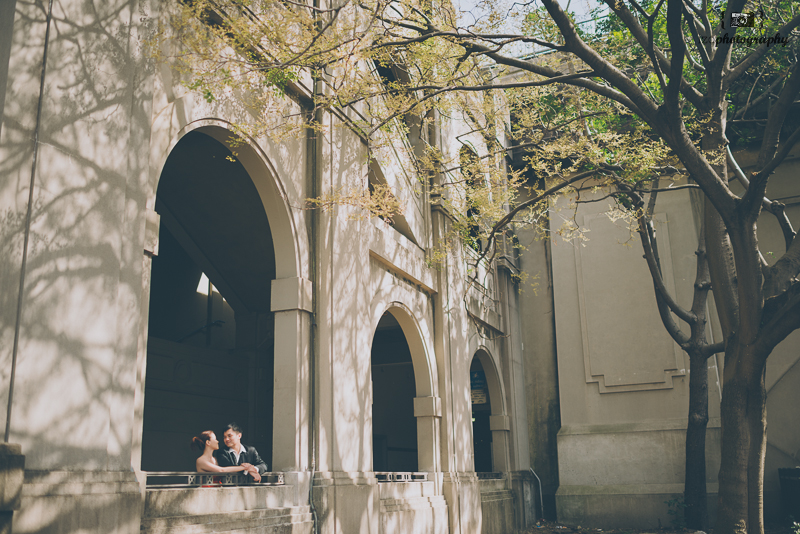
top-left (0, 0), bottom-right (155, 474)
top-left (0, 1), bottom-right (308, 533)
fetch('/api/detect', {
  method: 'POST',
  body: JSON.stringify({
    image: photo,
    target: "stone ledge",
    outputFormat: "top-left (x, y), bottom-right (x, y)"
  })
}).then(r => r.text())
top-left (479, 490), bottom-right (514, 504)
top-left (311, 471), bottom-right (377, 487)
top-left (144, 485), bottom-right (297, 518)
top-left (556, 483), bottom-right (719, 495)
top-left (559, 418), bottom-right (721, 436)
top-left (22, 470), bottom-right (140, 497)
top-left (141, 505), bottom-right (313, 534)
top-left (380, 495), bottom-right (447, 513)
top-left (442, 471), bottom-right (480, 485)
top-left (0, 443), bottom-right (24, 511)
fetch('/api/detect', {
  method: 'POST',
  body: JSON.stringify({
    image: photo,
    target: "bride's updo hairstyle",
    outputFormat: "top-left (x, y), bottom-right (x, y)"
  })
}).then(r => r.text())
top-left (190, 430), bottom-right (214, 452)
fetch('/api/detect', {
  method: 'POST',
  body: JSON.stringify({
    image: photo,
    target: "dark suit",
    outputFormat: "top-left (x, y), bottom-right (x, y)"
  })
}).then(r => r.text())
top-left (217, 444), bottom-right (268, 474)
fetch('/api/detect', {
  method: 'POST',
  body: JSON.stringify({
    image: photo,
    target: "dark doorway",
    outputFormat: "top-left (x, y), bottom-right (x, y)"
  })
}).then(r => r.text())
top-left (470, 358), bottom-right (493, 472)
top-left (371, 312), bottom-right (418, 472)
top-left (142, 131), bottom-right (275, 472)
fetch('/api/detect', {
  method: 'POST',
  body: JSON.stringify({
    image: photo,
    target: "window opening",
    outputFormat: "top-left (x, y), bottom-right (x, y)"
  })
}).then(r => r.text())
top-left (371, 312), bottom-right (418, 472)
top-left (470, 357), bottom-right (493, 472)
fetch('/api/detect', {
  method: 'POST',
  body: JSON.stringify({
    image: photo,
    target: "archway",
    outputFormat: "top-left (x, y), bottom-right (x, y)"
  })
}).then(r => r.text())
top-left (371, 312), bottom-right (417, 472)
top-left (369, 306), bottom-right (439, 474)
top-left (141, 128), bottom-right (300, 473)
top-left (471, 349), bottom-right (509, 473)
top-left (470, 357), bottom-right (493, 472)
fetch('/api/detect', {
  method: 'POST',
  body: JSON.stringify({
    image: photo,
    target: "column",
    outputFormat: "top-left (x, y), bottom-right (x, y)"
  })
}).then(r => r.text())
top-left (271, 277), bottom-right (313, 472)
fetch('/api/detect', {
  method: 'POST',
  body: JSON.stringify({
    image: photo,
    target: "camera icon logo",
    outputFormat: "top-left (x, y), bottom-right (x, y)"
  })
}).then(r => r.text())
top-left (731, 12), bottom-right (755, 28)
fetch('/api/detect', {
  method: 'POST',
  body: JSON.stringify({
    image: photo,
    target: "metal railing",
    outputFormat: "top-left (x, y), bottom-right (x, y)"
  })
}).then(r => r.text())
top-left (374, 472), bottom-right (428, 483)
top-left (145, 471), bottom-right (285, 488)
top-left (476, 472), bottom-right (504, 480)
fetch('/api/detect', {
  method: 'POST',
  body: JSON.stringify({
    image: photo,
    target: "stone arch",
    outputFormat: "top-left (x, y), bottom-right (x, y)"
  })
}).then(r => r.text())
top-left (369, 301), bottom-right (437, 398)
top-left (138, 120), bottom-right (311, 473)
top-left (149, 120), bottom-right (305, 280)
top-left (473, 347), bottom-right (506, 417)
top-left (368, 300), bottom-right (440, 474)
top-left (471, 347), bottom-right (510, 473)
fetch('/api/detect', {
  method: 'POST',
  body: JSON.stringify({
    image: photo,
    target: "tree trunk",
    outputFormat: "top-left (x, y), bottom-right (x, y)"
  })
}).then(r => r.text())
top-left (685, 348), bottom-right (709, 529)
top-left (747, 365), bottom-right (767, 534)
top-left (716, 340), bottom-right (768, 534)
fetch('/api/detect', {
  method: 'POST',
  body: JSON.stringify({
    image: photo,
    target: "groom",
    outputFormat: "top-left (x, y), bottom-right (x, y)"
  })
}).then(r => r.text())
top-left (217, 422), bottom-right (267, 482)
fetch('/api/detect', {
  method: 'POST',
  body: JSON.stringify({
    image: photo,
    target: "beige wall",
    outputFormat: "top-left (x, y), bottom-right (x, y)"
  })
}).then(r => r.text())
top-left (548, 184), bottom-right (722, 528)
top-left (547, 150), bottom-right (800, 526)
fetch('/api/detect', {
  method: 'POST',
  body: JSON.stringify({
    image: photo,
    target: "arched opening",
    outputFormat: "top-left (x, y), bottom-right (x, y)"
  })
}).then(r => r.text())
top-left (371, 311), bottom-right (418, 472)
top-left (471, 349), bottom-right (509, 474)
top-left (460, 145), bottom-right (482, 253)
top-left (470, 357), bottom-right (493, 472)
top-left (141, 130), bottom-right (276, 472)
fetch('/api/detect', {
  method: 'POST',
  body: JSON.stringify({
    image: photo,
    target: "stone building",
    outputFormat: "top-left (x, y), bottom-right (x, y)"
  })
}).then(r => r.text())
top-left (0, 1), bottom-right (536, 533)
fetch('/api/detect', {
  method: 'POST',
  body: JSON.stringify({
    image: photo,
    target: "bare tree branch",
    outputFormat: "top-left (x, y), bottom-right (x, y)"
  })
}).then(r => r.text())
top-left (727, 147), bottom-right (795, 251)
top-left (636, 185), bottom-right (696, 327)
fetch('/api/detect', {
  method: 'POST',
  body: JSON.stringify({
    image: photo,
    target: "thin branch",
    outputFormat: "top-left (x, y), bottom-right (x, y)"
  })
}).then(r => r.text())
top-left (641, 184), bottom-right (701, 193)
top-left (700, 341), bottom-right (725, 358)
top-left (744, 125), bottom-right (800, 218)
top-left (366, 70), bottom-right (597, 135)
top-left (734, 74), bottom-right (786, 120)
top-left (681, 2), bottom-right (710, 71)
top-left (601, 0), bottom-right (704, 107)
top-left (636, 185), bottom-right (695, 339)
top-left (471, 169), bottom-right (603, 269)
top-left (727, 146), bottom-right (795, 251)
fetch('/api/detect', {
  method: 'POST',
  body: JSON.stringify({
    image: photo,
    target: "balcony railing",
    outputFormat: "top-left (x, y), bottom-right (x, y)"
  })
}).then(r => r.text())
top-left (374, 472), bottom-right (428, 483)
top-left (145, 471), bottom-right (285, 488)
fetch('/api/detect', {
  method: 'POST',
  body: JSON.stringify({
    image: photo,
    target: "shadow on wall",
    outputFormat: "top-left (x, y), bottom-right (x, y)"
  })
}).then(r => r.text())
top-left (0, 0), bottom-right (158, 471)
top-left (12, 471), bottom-right (142, 534)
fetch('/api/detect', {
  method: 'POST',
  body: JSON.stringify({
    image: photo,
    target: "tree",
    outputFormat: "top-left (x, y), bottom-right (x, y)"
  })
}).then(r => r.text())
top-left (155, 1), bottom-right (800, 532)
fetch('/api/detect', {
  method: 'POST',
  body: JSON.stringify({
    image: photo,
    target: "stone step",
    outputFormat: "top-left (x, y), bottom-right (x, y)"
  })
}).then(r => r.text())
top-left (141, 505), bottom-right (313, 534)
top-left (380, 495), bottom-right (448, 513)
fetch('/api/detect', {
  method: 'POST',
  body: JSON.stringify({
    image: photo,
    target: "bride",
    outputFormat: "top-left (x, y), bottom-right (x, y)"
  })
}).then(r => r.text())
top-left (191, 430), bottom-right (259, 478)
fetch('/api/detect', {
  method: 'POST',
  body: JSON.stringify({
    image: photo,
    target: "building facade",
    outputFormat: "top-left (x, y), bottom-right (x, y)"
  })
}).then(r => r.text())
top-left (0, 1), bottom-right (536, 533)
top-left (2, 1), bottom-right (799, 533)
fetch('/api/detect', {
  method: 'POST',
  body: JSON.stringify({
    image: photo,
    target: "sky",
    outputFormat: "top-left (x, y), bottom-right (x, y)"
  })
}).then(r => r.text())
top-left (456, 0), bottom-right (608, 57)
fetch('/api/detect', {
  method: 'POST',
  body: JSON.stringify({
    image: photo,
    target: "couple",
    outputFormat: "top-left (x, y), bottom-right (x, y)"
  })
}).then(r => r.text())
top-left (191, 422), bottom-right (267, 482)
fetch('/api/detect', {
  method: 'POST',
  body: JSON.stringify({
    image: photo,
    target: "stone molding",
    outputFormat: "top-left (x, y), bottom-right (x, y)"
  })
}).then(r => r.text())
top-left (489, 415), bottom-right (511, 432)
top-left (413, 396), bottom-right (442, 418)
top-left (271, 277), bottom-right (313, 313)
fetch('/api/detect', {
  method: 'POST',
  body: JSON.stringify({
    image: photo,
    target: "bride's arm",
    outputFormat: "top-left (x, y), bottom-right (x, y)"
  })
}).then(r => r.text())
top-left (196, 457), bottom-right (245, 473)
